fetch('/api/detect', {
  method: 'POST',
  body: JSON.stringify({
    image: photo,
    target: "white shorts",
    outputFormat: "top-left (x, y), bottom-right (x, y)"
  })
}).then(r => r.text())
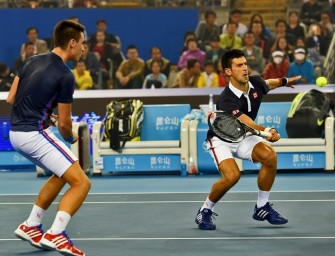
top-left (10, 127), bottom-right (78, 177)
top-left (207, 135), bottom-right (265, 168)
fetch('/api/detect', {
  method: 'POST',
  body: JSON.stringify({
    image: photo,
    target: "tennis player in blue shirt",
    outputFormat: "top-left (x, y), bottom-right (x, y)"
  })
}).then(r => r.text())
top-left (195, 49), bottom-right (301, 230)
top-left (7, 20), bottom-right (90, 255)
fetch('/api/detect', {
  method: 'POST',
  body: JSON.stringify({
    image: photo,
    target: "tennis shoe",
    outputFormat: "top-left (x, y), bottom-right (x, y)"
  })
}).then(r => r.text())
top-left (253, 202), bottom-right (288, 225)
top-left (14, 223), bottom-right (44, 249)
top-left (40, 230), bottom-right (85, 256)
top-left (195, 208), bottom-right (218, 230)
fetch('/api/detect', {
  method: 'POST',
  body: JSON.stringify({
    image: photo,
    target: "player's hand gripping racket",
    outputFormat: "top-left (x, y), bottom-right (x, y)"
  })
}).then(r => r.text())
top-left (208, 111), bottom-right (272, 143)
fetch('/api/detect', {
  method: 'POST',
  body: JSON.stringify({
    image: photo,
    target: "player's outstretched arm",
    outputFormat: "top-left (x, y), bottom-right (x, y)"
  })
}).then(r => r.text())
top-left (265, 75), bottom-right (301, 90)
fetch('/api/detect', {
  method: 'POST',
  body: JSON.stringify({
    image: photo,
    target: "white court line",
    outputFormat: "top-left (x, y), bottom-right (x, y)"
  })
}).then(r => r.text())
top-left (2, 237), bottom-right (335, 242)
top-left (1, 190), bottom-right (335, 196)
top-left (1, 199), bottom-right (335, 205)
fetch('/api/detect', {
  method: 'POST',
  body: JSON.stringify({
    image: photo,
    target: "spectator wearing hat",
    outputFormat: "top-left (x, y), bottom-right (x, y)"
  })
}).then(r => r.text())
top-left (195, 10), bottom-right (221, 51)
top-left (0, 62), bottom-right (12, 92)
top-left (205, 35), bottom-right (226, 72)
top-left (241, 31), bottom-right (263, 75)
top-left (287, 47), bottom-right (315, 84)
top-left (263, 50), bottom-right (289, 80)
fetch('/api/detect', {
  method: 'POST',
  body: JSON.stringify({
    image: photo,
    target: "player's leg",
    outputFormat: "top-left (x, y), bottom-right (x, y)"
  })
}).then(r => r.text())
top-left (251, 142), bottom-right (288, 225)
top-left (196, 137), bottom-right (240, 230)
top-left (40, 162), bottom-right (91, 255)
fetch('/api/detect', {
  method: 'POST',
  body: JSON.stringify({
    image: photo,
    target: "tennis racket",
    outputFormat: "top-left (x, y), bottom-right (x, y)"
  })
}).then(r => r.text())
top-left (208, 111), bottom-right (272, 143)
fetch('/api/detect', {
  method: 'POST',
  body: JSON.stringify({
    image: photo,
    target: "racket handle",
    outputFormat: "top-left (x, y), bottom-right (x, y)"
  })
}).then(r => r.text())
top-left (259, 131), bottom-right (272, 137)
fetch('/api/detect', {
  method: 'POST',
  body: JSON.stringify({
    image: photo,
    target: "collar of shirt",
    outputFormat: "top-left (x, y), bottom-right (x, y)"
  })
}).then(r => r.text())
top-left (228, 81), bottom-right (254, 98)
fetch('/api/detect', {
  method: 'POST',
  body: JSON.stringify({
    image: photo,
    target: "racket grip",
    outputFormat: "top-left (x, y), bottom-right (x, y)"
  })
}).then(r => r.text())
top-left (259, 131), bottom-right (272, 137)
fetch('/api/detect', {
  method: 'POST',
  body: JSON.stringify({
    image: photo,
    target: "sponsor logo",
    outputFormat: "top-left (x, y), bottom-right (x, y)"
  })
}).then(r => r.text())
top-left (317, 118), bottom-right (324, 126)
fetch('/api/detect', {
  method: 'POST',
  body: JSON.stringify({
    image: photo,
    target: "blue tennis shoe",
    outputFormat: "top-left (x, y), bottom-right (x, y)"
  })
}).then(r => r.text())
top-left (195, 208), bottom-right (218, 230)
top-left (253, 202), bottom-right (288, 225)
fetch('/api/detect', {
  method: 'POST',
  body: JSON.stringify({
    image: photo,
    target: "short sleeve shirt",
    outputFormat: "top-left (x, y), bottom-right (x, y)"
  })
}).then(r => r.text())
top-left (10, 52), bottom-right (75, 132)
top-left (207, 75), bottom-right (270, 139)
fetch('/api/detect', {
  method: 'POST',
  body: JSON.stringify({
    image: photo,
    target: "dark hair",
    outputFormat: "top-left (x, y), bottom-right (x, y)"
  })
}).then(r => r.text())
top-left (24, 41), bottom-right (35, 48)
top-left (204, 10), bottom-right (217, 19)
top-left (230, 8), bottom-right (242, 15)
top-left (150, 46), bottom-right (161, 54)
top-left (275, 19), bottom-right (287, 27)
top-left (183, 30), bottom-right (197, 42)
top-left (186, 58), bottom-right (199, 69)
top-left (53, 20), bottom-right (85, 49)
top-left (96, 19), bottom-right (107, 25)
top-left (26, 27), bottom-right (38, 35)
top-left (221, 49), bottom-right (245, 69)
top-left (127, 44), bottom-right (138, 51)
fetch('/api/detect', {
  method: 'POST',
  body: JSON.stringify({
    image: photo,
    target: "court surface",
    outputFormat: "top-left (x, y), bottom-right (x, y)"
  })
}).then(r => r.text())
top-left (1, 171), bottom-right (335, 256)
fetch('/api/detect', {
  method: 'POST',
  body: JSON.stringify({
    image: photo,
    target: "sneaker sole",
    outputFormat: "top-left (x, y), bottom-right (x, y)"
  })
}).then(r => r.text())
top-left (59, 251), bottom-right (86, 256)
top-left (253, 215), bottom-right (288, 225)
top-left (39, 238), bottom-right (57, 251)
top-left (14, 229), bottom-right (44, 250)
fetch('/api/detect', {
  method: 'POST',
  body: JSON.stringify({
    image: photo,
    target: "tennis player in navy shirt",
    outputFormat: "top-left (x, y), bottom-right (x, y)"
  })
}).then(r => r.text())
top-left (195, 49), bottom-right (301, 230)
top-left (7, 20), bottom-right (90, 255)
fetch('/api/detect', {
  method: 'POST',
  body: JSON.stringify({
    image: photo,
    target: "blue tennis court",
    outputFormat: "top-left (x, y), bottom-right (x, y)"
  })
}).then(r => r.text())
top-left (1, 171), bottom-right (335, 256)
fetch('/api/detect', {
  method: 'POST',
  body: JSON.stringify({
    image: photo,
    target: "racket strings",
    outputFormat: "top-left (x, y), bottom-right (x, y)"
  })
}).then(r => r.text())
top-left (212, 115), bottom-right (244, 141)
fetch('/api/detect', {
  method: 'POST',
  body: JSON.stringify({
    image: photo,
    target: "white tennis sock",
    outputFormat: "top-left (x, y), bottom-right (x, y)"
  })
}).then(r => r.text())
top-left (200, 197), bottom-right (216, 211)
top-left (49, 211), bottom-right (71, 235)
top-left (257, 190), bottom-right (270, 208)
top-left (25, 204), bottom-right (45, 227)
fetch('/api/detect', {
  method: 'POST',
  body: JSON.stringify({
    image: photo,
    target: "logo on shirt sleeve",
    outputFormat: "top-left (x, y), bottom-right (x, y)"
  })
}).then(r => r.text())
top-left (253, 92), bottom-right (258, 99)
top-left (232, 110), bottom-right (240, 115)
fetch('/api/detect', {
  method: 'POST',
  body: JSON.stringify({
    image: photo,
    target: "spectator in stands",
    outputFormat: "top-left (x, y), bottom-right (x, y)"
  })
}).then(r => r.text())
top-left (90, 30), bottom-right (116, 88)
top-left (328, 0), bottom-right (335, 24)
top-left (250, 21), bottom-right (272, 60)
top-left (72, 0), bottom-right (97, 7)
top-left (13, 42), bottom-right (35, 75)
top-left (172, 58), bottom-right (201, 88)
top-left (73, 60), bottom-right (94, 90)
top-left (20, 0), bottom-right (43, 8)
top-left (197, 61), bottom-right (219, 88)
top-left (21, 27), bottom-right (48, 55)
top-left (241, 31), bottom-right (263, 75)
top-left (142, 60), bottom-right (167, 89)
top-left (270, 19), bottom-right (296, 53)
top-left (300, 0), bottom-right (324, 27)
top-left (217, 61), bottom-right (229, 87)
top-left (263, 50), bottom-right (289, 80)
top-left (219, 21), bottom-right (243, 50)
top-left (273, 36), bottom-right (294, 63)
top-left (115, 45), bottom-right (145, 89)
top-left (296, 37), bottom-right (323, 77)
top-left (81, 41), bottom-right (101, 87)
top-left (248, 13), bottom-right (274, 42)
top-left (286, 10), bottom-right (306, 40)
top-left (320, 10), bottom-right (334, 36)
top-left (205, 35), bottom-right (227, 73)
top-left (0, 62), bottom-right (12, 92)
top-left (144, 46), bottom-right (170, 79)
top-left (306, 22), bottom-right (330, 57)
top-left (195, 10), bottom-right (220, 51)
top-left (88, 19), bottom-right (120, 48)
top-left (222, 9), bottom-right (248, 38)
top-left (287, 47), bottom-right (315, 84)
top-left (180, 30), bottom-right (198, 54)
top-left (177, 38), bottom-right (206, 70)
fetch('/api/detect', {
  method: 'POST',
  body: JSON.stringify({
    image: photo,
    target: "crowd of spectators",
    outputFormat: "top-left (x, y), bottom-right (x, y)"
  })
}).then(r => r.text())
top-left (0, 1), bottom-right (335, 91)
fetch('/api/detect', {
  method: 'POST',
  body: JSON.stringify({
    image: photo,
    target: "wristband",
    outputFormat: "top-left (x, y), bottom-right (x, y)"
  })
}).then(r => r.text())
top-left (280, 77), bottom-right (288, 87)
top-left (65, 134), bottom-right (74, 143)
